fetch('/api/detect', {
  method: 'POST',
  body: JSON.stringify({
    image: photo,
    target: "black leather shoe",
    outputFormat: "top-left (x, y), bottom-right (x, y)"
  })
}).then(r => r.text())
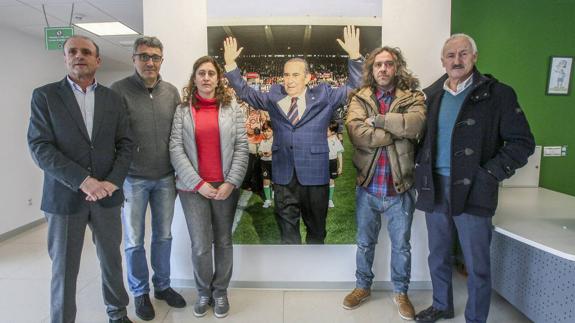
top-left (135, 294), bottom-right (155, 321)
top-left (415, 305), bottom-right (454, 322)
top-left (155, 287), bottom-right (187, 308)
top-left (109, 316), bottom-right (133, 323)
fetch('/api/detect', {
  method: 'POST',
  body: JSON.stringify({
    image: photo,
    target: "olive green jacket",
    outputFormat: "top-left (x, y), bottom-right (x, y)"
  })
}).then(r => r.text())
top-left (346, 87), bottom-right (426, 193)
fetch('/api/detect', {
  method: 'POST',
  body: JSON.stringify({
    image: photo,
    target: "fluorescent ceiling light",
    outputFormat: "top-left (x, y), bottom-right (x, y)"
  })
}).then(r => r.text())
top-left (75, 22), bottom-right (138, 36)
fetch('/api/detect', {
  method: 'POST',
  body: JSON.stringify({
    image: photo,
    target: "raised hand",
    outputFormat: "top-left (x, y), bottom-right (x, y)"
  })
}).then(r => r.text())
top-left (223, 37), bottom-right (244, 66)
top-left (336, 25), bottom-right (361, 60)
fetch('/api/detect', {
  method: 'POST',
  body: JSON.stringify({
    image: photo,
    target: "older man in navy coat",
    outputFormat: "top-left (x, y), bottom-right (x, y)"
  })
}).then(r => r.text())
top-left (414, 34), bottom-right (534, 323)
top-left (28, 36), bottom-right (134, 323)
top-left (223, 26), bottom-right (362, 244)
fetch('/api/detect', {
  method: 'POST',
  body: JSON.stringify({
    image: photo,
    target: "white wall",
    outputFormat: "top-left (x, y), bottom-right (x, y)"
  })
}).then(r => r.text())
top-left (97, 66), bottom-right (134, 87)
top-left (0, 26), bottom-right (63, 235)
top-left (0, 25), bottom-right (132, 236)
top-left (143, 0), bottom-right (207, 94)
top-left (381, 0), bottom-right (451, 87)
top-left (207, 0), bottom-right (381, 18)
top-left (207, 0), bottom-right (382, 26)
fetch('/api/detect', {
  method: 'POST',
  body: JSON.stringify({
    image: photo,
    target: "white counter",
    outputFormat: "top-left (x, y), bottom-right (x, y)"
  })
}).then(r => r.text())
top-left (494, 187), bottom-right (575, 261)
top-left (491, 187), bottom-right (574, 323)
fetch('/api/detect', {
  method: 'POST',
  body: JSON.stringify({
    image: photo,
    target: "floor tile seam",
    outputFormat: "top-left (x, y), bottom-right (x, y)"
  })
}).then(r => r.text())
top-left (157, 306), bottom-right (171, 323)
top-left (75, 276), bottom-right (101, 294)
top-left (0, 276), bottom-right (51, 281)
top-left (0, 241), bottom-right (47, 247)
top-left (0, 246), bottom-right (47, 259)
top-left (282, 289), bottom-right (286, 323)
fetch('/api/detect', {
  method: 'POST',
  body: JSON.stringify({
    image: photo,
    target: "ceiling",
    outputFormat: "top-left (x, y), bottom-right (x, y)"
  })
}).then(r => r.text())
top-left (0, 0), bottom-right (142, 68)
top-left (0, 0), bottom-right (382, 68)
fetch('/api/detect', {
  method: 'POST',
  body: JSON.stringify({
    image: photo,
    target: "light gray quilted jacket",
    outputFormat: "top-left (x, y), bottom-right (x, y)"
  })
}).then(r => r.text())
top-left (169, 99), bottom-right (248, 191)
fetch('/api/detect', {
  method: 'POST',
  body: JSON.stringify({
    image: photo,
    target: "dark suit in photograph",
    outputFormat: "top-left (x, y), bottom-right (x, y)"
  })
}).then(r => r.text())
top-left (28, 77), bottom-right (133, 322)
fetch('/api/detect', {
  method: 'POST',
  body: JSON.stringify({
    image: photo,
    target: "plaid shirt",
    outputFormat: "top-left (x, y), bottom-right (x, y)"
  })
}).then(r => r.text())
top-left (365, 89), bottom-right (397, 197)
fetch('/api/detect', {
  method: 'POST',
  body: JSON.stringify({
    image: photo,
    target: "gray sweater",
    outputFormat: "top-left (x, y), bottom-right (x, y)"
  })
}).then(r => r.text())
top-left (111, 73), bottom-right (180, 179)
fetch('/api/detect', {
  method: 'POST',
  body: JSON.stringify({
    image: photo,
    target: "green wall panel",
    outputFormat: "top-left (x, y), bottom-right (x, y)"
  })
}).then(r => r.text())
top-left (452, 0), bottom-right (575, 195)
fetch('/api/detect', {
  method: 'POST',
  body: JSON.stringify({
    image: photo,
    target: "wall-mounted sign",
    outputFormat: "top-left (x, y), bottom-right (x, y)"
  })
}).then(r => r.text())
top-left (45, 27), bottom-right (74, 50)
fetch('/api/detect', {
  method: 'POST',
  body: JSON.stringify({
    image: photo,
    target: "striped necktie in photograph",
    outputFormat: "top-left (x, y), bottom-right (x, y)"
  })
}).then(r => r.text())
top-left (287, 97), bottom-right (299, 125)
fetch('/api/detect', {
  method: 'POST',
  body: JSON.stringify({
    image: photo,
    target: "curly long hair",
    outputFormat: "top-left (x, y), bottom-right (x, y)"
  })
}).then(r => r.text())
top-left (362, 47), bottom-right (420, 91)
top-left (182, 56), bottom-right (232, 107)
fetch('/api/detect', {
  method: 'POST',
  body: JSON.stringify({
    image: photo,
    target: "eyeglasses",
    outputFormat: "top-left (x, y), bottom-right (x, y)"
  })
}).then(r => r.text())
top-left (134, 53), bottom-right (163, 63)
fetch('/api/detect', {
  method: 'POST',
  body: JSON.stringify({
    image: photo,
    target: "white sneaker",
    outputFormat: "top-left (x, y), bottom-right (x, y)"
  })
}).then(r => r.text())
top-left (328, 200), bottom-right (335, 208)
top-left (263, 200), bottom-right (272, 208)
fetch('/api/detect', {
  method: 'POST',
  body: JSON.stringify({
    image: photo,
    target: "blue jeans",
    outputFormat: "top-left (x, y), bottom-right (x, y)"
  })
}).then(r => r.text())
top-left (354, 187), bottom-right (415, 293)
top-left (122, 174), bottom-right (176, 296)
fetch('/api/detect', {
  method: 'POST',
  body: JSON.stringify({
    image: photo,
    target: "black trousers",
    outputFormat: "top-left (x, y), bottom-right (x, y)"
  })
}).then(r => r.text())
top-left (241, 153), bottom-right (263, 195)
top-left (273, 175), bottom-right (329, 244)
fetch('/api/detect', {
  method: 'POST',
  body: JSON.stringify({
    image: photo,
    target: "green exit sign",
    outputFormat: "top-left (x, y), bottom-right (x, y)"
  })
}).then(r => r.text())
top-left (45, 27), bottom-right (74, 50)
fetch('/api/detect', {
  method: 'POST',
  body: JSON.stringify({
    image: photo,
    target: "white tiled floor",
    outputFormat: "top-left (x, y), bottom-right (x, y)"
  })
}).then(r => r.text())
top-left (0, 223), bottom-right (532, 323)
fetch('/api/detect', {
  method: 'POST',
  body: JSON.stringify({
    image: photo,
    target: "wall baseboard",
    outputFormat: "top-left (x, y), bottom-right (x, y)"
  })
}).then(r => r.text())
top-left (172, 279), bottom-right (432, 290)
top-left (0, 218), bottom-right (46, 243)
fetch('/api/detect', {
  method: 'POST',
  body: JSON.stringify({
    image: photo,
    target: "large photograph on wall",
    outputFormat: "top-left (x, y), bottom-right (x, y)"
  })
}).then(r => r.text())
top-left (207, 25), bottom-right (382, 244)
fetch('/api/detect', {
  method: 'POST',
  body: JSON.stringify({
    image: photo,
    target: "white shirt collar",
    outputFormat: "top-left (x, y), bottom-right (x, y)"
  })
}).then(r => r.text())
top-left (443, 73), bottom-right (473, 96)
top-left (279, 88), bottom-right (307, 119)
top-left (66, 75), bottom-right (98, 93)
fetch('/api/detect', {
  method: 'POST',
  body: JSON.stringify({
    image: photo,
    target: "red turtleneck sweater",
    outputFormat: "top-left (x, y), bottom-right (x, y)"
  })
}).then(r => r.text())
top-left (191, 93), bottom-right (223, 190)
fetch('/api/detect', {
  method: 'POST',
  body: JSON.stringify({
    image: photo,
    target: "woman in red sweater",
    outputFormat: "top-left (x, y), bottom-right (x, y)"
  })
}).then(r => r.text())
top-left (169, 56), bottom-right (248, 318)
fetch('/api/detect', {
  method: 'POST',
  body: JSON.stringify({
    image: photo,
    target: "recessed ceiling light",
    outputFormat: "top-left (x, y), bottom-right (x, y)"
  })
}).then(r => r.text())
top-left (74, 22), bottom-right (138, 36)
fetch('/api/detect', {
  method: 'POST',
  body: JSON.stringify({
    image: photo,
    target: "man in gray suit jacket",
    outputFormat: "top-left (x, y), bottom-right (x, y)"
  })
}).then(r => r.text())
top-left (27, 35), bottom-right (134, 323)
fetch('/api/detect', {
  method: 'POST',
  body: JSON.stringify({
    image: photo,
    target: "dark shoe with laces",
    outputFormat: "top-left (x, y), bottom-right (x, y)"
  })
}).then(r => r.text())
top-left (135, 294), bottom-right (155, 321)
top-left (193, 295), bottom-right (212, 317)
top-left (415, 305), bottom-right (454, 322)
top-left (213, 295), bottom-right (230, 318)
top-left (155, 287), bottom-right (187, 308)
top-left (109, 316), bottom-right (133, 323)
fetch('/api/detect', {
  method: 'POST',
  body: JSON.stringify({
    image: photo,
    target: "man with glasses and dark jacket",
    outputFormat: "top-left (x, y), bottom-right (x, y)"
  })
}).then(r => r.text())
top-left (111, 36), bottom-right (185, 321)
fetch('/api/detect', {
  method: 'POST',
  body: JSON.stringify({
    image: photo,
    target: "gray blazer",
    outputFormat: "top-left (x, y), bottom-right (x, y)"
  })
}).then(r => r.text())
top-left (169, 99), bottom-right (248, 191)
